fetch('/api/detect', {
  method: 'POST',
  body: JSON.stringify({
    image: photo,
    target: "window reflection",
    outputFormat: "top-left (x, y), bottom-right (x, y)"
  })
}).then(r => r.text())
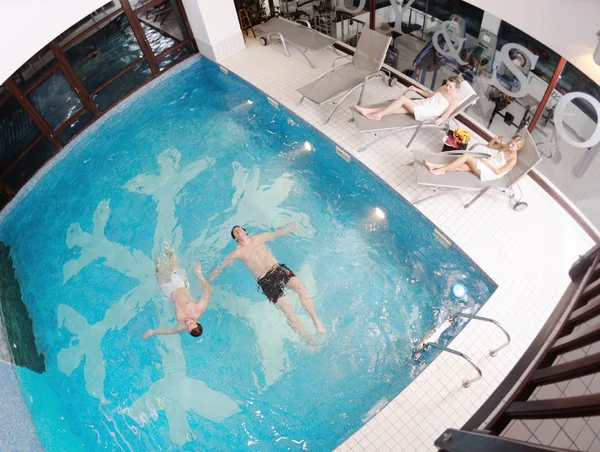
top-left (28, 70), bottom-right (83, 130)
top-left (3, 138), bottom-right (56, 191)
top-left (57, 111), bottom-right (94, 143)
top-left (157, 44), bottom-right (192, 71)
top-left (0, 97), bottom-right (42, 173)
top-left (92, 61), bottom-right (154, 111)
top-left (139, 0), bottom-right (189, 55)
top-left (64, 13), bottom-right (144, 93)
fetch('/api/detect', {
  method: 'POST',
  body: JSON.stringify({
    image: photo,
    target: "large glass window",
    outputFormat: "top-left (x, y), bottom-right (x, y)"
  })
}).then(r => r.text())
top-left (63, 13), bottom-right (144, 94)
top-left (3, 138), bottom-right (56, 191)
top-left (352, 0), bottom-right (600, 230)
top-left (139, 0), bottom-right (189, 55)
top-left (0, 97), bottom-right (42, 174)
top-left (92, 61), bottom-right (154, 111)
top-left (0, 0), bottom-right (194, 202)
top-left (531, 64), bottom-right (600, 227)
top-left (27, 70), bottom-right (83, 130)
top-left (57, 111), bottom-right (94, 143)
top-left (157, 43), bottom-right (193, 72)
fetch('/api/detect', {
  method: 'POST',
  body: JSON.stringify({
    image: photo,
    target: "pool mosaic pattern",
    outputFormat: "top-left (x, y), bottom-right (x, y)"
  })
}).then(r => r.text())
top-left (0, 57), bottom-right (497, 451)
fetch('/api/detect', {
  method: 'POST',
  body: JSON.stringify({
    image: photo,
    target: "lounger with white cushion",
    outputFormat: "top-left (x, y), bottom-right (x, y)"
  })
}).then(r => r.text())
top-left (353, 81), bottom-right (478, 151)
top-left (411, 129), bottom-right (541, 210)
top-left (258, 18), bottom-right (337, 68)
top-left (297, 29), bottom-right (392, 124)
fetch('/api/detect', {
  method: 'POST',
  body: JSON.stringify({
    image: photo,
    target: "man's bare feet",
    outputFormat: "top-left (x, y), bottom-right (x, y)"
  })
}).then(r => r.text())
top-left (314, 320), bottom-right (327, 335)
top-left (423, 159), bottom-right (435, 171)
top-left (430, 168), bottom-right (446, 176)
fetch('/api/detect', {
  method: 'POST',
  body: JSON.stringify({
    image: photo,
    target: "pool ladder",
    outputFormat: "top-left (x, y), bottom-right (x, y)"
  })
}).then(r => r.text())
top-left (421, 313), bottom-right (511, 388)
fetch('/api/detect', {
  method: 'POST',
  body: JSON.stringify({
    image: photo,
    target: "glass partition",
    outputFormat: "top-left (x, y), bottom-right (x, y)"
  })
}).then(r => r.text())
top-left (57, 111), bottom-right (94, 143)
top-left (27, 70), bottom-right (83, 130)
top-left (0, 97), bottom-right (42, 174)
top-left (532, 63), bottom-right (600, 227)
top-left (63, 13), bottom-right (144, 94)
top-left (0, 0), bottom-right (196, 200)
top-left (322, 0), bottom-right (600, 231)
top-left (3, 138), bottom-right (56, 191)
top-left (139, 0), bottom-right (189, 55)
top-left (157, 43), bottom-right (193, 71)
top-left (92, 61), bottom-right (154, 111)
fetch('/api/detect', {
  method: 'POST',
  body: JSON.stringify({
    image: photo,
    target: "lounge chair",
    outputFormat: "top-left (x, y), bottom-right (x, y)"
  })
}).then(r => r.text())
top-left (258, 17), bottom-right (337, 68)
top-left (297, 29), bottom-right (392, 124)
top-left (411, 129), bottom-right (541, 211)
top-left (353, 81), bottom-right (478, 151)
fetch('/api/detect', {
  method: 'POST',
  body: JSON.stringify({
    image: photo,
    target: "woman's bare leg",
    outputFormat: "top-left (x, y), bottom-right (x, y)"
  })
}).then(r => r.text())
top-left (355, 96), bottom-right (417, 121)
top-left (424, 154), bottom-right (481, 176)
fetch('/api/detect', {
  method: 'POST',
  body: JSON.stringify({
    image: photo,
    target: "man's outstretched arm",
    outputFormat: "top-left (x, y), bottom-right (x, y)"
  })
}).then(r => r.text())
top-left (257, 222), bottom-right (297, 242)
top-left (143, 323), bottom-right (186, 338)
top-left (209, 250), bottom-right (238, 282)
top-left (194, 263), bottom-right (212, 313)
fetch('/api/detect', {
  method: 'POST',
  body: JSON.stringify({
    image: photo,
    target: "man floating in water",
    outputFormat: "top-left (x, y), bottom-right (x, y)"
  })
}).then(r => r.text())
top-left (143, 244), bottom-right (210, 339)
top-left (210, 224), bottom-right (326, 341)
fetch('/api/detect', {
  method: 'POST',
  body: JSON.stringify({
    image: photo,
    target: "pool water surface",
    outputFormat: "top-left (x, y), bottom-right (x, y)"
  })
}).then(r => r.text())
top-left (0, 56), bottom-right (496, 451)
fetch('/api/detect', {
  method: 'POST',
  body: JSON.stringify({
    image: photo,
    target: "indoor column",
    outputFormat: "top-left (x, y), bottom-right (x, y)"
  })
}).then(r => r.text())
top-left (180, 0), bottom-right (246, 62)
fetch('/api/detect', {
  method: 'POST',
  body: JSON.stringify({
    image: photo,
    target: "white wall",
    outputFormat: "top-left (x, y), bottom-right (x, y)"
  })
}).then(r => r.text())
top-left (194, 0), bottom-right (240, 45)
top-left (1, 0), bottom-right (108, 84)
top-left (463, 0), bottom-right (600, 85)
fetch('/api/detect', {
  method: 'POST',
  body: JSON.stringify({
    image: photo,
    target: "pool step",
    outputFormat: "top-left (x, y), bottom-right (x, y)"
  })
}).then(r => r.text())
top-left (434, 229), bottom-right (452, 248)
top-left (336, 146), bottom-right (351, 162)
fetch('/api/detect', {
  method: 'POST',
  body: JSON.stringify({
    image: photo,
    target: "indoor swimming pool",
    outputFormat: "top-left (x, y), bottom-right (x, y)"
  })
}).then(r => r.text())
top-left (0, 56), bottom-right (496, 451)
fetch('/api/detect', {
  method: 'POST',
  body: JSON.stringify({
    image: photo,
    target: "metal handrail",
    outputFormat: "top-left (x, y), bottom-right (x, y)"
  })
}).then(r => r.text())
top-left (424, 343), bottom-right (483, 388)
top-left (450, 313), bottom-right (511, 357)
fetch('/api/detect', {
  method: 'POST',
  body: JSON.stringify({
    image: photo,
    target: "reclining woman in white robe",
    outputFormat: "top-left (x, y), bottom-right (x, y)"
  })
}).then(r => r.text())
top-left (424, 135), bottom-right (525, 182)
top-left (354, 74), bottom-right (464, 124)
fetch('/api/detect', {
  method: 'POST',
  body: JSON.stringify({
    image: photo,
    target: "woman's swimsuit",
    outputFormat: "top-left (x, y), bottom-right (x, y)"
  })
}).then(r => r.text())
top-left (160, 268), bottom-right (189, 298)
top-left (257, 264), bottom-right (295, 303)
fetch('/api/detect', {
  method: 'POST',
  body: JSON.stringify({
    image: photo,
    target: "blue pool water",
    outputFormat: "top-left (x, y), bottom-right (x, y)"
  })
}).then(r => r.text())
top-left (0, 57), bottom-right (496, 451)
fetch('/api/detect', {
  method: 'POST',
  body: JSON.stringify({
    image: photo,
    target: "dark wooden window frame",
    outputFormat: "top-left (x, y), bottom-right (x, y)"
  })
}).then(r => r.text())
top-left (0, 0), bottom-right (197, 205)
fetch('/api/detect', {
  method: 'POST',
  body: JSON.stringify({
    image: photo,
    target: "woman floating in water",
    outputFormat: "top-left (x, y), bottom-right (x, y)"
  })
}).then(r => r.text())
top-left (424, 135), bottom-right (525, 182)
top-left (355, 75), bottom-right (464, 124)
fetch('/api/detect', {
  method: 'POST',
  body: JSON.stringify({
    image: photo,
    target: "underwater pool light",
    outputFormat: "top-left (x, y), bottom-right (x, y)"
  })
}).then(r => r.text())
top-left (247, 100), bottom-right (253, 104)
top-left (452, 283), bottom-right (467, 299)
top-left (374, 207), bottom-right (386, 219)
top-left (304, 141), bottom-right (313, 151)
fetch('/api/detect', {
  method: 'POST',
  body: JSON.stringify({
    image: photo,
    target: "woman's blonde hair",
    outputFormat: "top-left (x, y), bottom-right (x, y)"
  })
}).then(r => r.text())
top-left (447, 75), bottom-right (464, 87)
top-left (509, 135), bottom-right (525, 150)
